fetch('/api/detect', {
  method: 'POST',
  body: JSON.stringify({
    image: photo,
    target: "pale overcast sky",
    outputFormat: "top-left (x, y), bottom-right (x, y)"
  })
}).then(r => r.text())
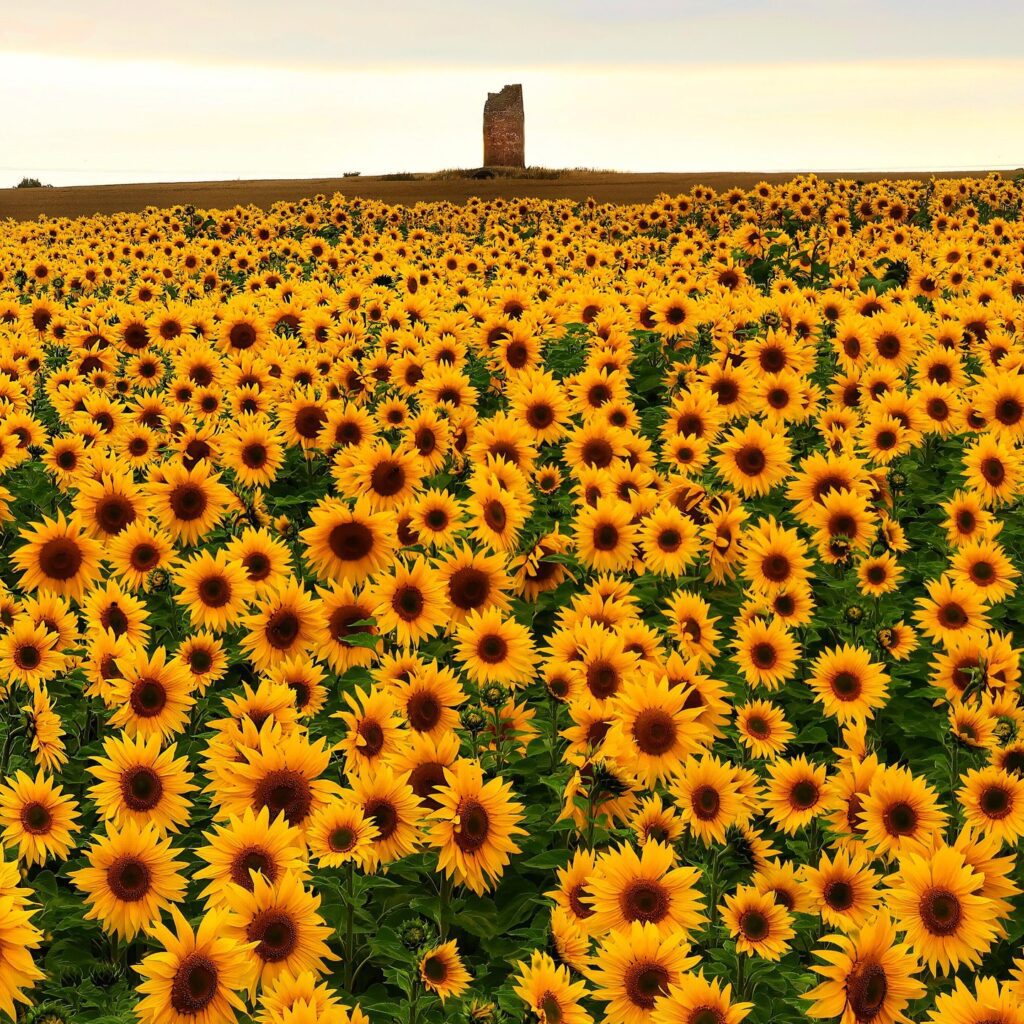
top-left (4, 0), bottom-right (1024, 186)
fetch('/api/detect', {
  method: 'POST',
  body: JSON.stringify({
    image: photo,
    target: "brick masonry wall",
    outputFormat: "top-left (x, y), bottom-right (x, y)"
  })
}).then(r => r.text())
top-left (483, 85), bottom-right (525, 168)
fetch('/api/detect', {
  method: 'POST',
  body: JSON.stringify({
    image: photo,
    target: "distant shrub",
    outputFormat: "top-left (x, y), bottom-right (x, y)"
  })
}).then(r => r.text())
top-left (15, 177), bottom-right (46, 188)
top-left (343, 171), bottom-right (362, 178)
top-left (379, 172), bottom-right (421, 181)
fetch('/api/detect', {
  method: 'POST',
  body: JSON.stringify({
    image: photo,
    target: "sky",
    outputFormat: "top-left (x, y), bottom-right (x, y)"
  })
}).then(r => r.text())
top-left (4, 0), bottom-right (1024, 186)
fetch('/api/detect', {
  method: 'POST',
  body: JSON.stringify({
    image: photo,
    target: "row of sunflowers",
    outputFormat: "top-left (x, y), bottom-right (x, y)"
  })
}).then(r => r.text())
top-left (1, 173), bottom-right (1024, 1024)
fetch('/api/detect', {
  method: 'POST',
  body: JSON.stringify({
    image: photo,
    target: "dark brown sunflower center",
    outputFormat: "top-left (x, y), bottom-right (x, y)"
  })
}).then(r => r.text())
top-left (106, 854), bottom-right (151, 901)
top-left (823, 879), bottom-right (854, 911)
top-left (392, 586), bottom-right (424, 621)
top-left (168, 483), bottom-right (207, 522)
top-left (447, 567), bottom-right (490, 611)
top-left (406, 690), bottom-right (442, 731)
top-left (230, 846), bottom-right (276, 889)
top-left (265, 609), bottom-right (301, 649)
top-left (130, 678), bottom-right (167, 718)
top-left (20, 801), bottom-right (52, 834)
top-left (624, 961), bottom-right (670, 1009)
top-left (847, 960), bottom-right (887, 1022)
top-left (454, 798), bottom-right (490, 853)
top-left (882, 800), bottom-right (917, 836)
top-left (631, 709), bottom-right (677, 756)
top-left (253, 768), bottom-right (313, 825)
top-left (170, 952), bottom-right (219, 1015)
top-left (691, 785), bottom-right (721, 820)
top-left (121, 765), bottom-right (163, 810)
top-left (919, 887), bottom-right (962, 936)
top-left (621, 880), bottom-right (669, 924)
top-left (248, 909), bottom-right (299, 963)
top-left (38, 537), bottom-right (83, 581)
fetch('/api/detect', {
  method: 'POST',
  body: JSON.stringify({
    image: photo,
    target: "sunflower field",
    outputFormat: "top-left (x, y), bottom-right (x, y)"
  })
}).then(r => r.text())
top-left (2, 174), bottom-right (1024, 1024)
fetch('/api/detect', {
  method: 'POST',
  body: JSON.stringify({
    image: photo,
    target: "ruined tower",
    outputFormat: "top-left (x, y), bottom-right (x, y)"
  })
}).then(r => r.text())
top-left (483, 85), bottom-right (525, 168)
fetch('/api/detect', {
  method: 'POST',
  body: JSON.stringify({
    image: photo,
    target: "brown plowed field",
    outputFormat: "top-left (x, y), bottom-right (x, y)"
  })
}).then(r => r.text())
top-left (2, 169), bottom-right (1017, 220)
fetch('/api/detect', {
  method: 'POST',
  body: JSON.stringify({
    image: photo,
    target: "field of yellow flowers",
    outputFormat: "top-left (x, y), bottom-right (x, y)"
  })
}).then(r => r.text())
top-left (1, 173), bottom-right (1024, 1024)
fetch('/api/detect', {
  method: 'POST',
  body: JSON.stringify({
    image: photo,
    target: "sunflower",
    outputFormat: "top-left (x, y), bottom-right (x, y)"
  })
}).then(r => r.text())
top-left (963, 434), bottom-right (1022, 507)
top-left (81, 579), bottom-right (151, 647)
top-left (468, 472), bottom-right (531, 552)
top-left (134, 905), bottom-right (251, 1024)
top-left (0, 892), bottom-right (44, 1022)
top-left (807, 644), bottom-right (890, 723)
top-left (109, 645), bottom-right (196, 741)
top-left (649, 971), bottom-right (753, 1024)
top-left (12, 512), bottom-right (103, 601)
top-left (334, 685), bottom-right (405, 773)
top-left (343, 763), bottom-right (423, 870)
top-left (24, 689), bottom-right (67, 772)
top-left (0, 616), bottom-right (66, 689)
top-left (301, 497), bottom-right (397, 584)
top-left (886, 845), bottom-right (996, 975)
top-left (859, 765), bottom-right (948, 860)
top-left (455, 608), bottom-right (536, 687)
top-left (74, 467), bottom-right (144, 539)
top-left (926, 977), bottom-right (1024, 1024)
top-left (217, 724), bottom-right (335, 832)
top-left (638, 504), bottom-right (700, 576)
top-left (241, 580), bottom-right (324, 670)
top-left (170, 550), bottom-right (254, 632)
top-left (436, 544), bottom-right (512, 623)
top-left (409, 488), bottom-right (465, 549)
top-left (419, 940), bottom-right (472, 1003)
top-left (338, 440), bottom-right (424, 510)
top-left (805, 913), bottom-right (924, 1024)
top-left (88, 731), bottom-right (195, 835)
top-left (194, 806), bottom-right (308, 907)
top-left (741, 516), bottom-right (811, 596)
top-left (0, 769), bottom-right (80, 866)
top-left (590, 920), bottom-right (698, 1024)
top-left (764, 755), bottom-right (829, 835)
top-left (670, 755), bottom-right (745, 845)
top-left (107, 519), bottom-right (178, 591)
top-left (147, 460), bottom-right (233, 545)
top-left (731, 616), bottom-right (799, 690)
top-left (803, 849), bottom-right (880, 931)
top-left (806, 489), bottom-right (877, 564)
top-left (605, 675), bottom-right (706, 787)
top-left (70, 819), bottom-right (187, 939)
top-left (367, 557), bottom-right (449, 648)
top-left (720, 886), bottom-right (794, 961)
top-left (575, 498), bottom-right (638, 572)
top-left (256, 968), bottom-right (344, 1024)
top-left (225, 528), bottom-right (293, 594)
top-left (551, 904), bottom-right (593, 974)
top-left (585, 841), bottom-right (705, 938)
top-left (856, 553), bottom-right (903, 597)
top-left (427, 759), bottom-right (525, 895)
top-left (391, 663), bottom-right (466, 739)
top-left (957, 766), bottom-right (1024, 843)
top-left (176, 631), bottom-right (227, 695)
top-left (914, 575), bottom-right (990, 646)
top-left (223, 870), bottom-right (337, 994)
top-left (305, 799), bottom-right (379, 869)
top-left (513, 949), bottom-right (593, 1024)
top-left (220, 415), bottom-right (286, 488)
top-left (949, 537), bottom-right (1019, 603)
top-left (714, 421), bottom-right (791, 497)
top-left (735, 699), bottom-right (794, 759)
top-left (664, 590), bottom-right (721, 666)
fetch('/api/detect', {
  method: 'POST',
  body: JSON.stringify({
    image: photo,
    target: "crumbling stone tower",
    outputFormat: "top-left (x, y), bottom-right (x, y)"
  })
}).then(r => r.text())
top-left (483, 85), bottom-right (525, 168)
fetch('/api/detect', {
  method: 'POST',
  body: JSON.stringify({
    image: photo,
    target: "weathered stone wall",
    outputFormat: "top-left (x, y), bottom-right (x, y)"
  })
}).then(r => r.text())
top-left (483, 85), bottom-right (525, 168)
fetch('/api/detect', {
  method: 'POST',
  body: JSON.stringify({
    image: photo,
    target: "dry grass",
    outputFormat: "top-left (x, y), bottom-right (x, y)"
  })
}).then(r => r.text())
top-left (1, 168), bottom-right (1018, 221)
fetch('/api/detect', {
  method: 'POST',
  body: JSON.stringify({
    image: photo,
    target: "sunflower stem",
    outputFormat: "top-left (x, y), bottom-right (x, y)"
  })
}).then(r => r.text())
top-left (735, 948), bottom-right (747, 1000)
top-left (438, 871), bottom-right (453, 941)
top-left (343, 861), bottom-right (356, 992)
top-left (547, 693), bottom-right (560, 774)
